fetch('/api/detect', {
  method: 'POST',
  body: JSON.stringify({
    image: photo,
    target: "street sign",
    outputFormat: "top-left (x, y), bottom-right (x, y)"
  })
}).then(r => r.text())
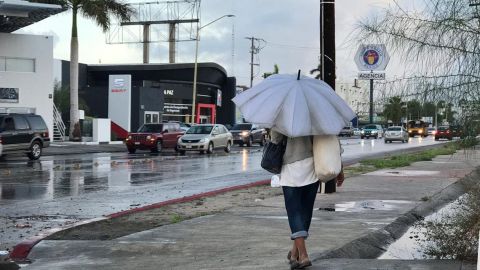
top-left (355, 44), bottom-right (390, 71)
top-left (358, 72), bottom-right (385, 80)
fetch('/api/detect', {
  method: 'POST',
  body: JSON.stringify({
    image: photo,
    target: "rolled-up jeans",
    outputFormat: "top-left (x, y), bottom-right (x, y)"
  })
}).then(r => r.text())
top-left (282, 181), bottom-right (320, 240)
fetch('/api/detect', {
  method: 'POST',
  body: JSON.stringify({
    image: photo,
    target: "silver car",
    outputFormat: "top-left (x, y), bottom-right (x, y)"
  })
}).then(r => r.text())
top-left (177, 124), bottom-right (233, 154)
top-left (384, 126), bottom-right (409, 143)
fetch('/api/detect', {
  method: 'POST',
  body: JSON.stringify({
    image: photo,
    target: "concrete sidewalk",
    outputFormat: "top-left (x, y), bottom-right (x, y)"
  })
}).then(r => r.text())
top-left (21, 150), bottom-right (480, 269)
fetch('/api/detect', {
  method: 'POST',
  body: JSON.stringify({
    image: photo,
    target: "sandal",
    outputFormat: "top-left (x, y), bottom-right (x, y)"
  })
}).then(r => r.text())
top-left (294, 259), bottom-right (312, 269)
top-left (287, 250), bottom-right (298, 264)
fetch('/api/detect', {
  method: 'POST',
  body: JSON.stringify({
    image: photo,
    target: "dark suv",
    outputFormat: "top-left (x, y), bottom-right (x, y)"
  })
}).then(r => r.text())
top-left (229, 123), bottom-right (267, 146)
top-left (125, 123), bottom-right (184, 153)
top-left (0, 113), bottom-right (50, 160)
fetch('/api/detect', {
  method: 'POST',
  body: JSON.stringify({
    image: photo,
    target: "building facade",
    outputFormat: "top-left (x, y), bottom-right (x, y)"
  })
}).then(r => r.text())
top-left (0, 33), bottom-right (54, 139)
top-left (58, 61), bottom-right (236, 138)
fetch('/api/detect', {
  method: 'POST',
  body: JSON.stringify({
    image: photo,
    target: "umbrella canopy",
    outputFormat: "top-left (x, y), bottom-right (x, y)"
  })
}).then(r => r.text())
top-left (232, 73), bottom-right (356, 137)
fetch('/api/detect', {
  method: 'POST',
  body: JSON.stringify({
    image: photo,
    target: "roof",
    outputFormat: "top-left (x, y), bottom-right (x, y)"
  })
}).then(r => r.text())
top-left (0, 0), bottom-right (63, 33)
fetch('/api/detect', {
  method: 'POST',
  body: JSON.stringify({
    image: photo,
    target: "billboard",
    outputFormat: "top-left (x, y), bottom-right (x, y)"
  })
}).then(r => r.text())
top-left (108, 75), bottom-right (131, 132)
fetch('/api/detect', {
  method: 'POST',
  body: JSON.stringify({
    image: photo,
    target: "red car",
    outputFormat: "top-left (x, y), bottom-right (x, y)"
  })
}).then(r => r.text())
top-left (434, 126), bottom-right (452, 141)
top-left (125, 123), bottom-right (184, 153)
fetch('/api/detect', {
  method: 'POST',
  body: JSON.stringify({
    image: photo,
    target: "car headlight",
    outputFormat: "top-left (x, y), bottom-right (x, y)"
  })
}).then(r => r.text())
top-left (199, 138), bottom-right (208, 143)
top-left (371, 130), bottom-right (377, 133)
top-left (241, 131), bottom-right (249, 137)
top-left (419, 130), bottom-right (423, 134)
top-left (146, 135), bottom-right (151, 140)
top-left (361, 130), bottom-right (365, 134)
top-left (127, 135), bottom-right (132, 140)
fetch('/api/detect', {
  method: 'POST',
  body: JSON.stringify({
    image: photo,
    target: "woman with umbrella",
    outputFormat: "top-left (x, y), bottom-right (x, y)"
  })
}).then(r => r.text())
top-left (233, 72), bottom-right (354, 269)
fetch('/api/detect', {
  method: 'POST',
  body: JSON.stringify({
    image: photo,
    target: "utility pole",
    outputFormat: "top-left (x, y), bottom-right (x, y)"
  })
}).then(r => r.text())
top-left (245, 36), bottom-right (264, 88)
top-left (320, 0), bottom-right (337, 194)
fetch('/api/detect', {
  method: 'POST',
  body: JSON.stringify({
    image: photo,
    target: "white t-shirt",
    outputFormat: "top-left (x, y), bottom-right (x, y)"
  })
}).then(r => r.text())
top-left (279, 157), bottom-right (318, 187)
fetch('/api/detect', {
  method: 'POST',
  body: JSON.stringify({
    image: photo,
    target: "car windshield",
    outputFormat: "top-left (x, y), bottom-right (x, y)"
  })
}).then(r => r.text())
top-left (231, 124), bottom-right (252, 130)
top-left (364, 125), bottom-right (377, 129)
top-left (428, 127), bottom-right (435, 130)
top-left (186, 125), bottom-right (213, 134)
top-left (388, 127), bottom-right (401, 131)
top-left (138, 124), bottom-right (163, 133)
top-left (342, 127), bottom-right (351, 129)
top-left (438, 126), bottom-right (449, 131)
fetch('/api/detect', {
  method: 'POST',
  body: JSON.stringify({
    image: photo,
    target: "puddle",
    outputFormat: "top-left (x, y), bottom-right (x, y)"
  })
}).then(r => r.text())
top-left (317, 200), bottom-right (414, 212)
top-left (379, 197), bottom-right (462, 260)
top-left (366, 170), bottom-right (440, 177)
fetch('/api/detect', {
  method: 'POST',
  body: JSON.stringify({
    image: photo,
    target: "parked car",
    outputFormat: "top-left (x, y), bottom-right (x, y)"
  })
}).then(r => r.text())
top-left (229, 123), bottom-right (266, 146)
top-left (434, 126), bottom-right (452, 141)
top-left (353, 128), bottom-right (361, 136)
top-left (384, 126), bottom-right (409, 143)
top-left (360, 124), bottom-right (384, 139)
top-left (125, 123), bottom-right (184, 153)
top-left (177, 124), bottom-right (232, 154)
top-left (0, 113), bottom-right (50, 160)
top-left (338, 126), bottom-right (354, 137)
top-left (166, 121), bottom-right (191, 132)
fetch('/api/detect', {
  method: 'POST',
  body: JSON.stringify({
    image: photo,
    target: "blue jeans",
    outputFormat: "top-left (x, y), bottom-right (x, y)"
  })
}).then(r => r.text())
top-left (282, 181), bottom-right (320, 240)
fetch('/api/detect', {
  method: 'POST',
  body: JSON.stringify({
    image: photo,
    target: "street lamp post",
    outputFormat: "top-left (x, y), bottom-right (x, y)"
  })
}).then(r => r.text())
top-left (191, 14), bottom-right (235, 124)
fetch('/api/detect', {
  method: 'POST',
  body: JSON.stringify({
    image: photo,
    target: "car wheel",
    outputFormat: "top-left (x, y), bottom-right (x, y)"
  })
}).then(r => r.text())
top-left (224, 141), bottom-right (231, 153)
top-left (151, 140), bottom-right (163, 153)
top-left (246, 136), bottom-right (253, 147)
top-left (199, 150), bottom-right (205, 154)
top-left (206, 142), bottom-right (214, 154)
top-left (179, 150), bottom-right (186, 155)
top-left (384, 140), bottom-right (388, 143)
top-left (239, 142), bottom-right (244, 147)
top-left (27, 141), bottom-right (42, 160)
top-left (361, 136), bottom-right (364, 139)
top-left (127, 148), bottom-right (136, 154)
top-left (375, 135), bottom-right (378, 139)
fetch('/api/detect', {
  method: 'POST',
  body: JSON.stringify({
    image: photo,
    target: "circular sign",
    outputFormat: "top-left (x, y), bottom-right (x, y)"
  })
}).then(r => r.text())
top-left (363, 50), bottom-right (379, 66)
top-left (354, 44), bottom-right (390, 71)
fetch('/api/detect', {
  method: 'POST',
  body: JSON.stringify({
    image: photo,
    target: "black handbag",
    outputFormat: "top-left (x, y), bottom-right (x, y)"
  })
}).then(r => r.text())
top-left (261, 136), bottom-right (287, 174)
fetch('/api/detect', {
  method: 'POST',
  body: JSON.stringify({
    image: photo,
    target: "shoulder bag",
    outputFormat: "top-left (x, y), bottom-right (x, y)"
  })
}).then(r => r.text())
top-left (261, 136), bottom-right (287, 174)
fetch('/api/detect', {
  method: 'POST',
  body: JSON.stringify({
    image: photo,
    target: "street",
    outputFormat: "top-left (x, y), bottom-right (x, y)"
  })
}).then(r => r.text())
top-left (0, 136), bottom-right (445, 252)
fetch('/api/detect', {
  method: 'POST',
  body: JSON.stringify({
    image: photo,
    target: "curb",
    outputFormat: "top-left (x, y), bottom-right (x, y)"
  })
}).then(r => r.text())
top-left (312, 166), bottom-right (480, 261)
top-left (8, 179), bottom-right (270, 261)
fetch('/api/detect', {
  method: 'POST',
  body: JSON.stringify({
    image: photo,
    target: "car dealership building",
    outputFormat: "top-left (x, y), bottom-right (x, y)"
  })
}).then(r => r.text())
top-left (57, 61), bottom-right (237, 138)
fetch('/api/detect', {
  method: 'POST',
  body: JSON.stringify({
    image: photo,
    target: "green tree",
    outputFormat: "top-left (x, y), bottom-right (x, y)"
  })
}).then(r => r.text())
top-left (33, 0), bottom-right (133, 141)
top-left (383, 96), bottom-right (404, 124)
top-left (262, 64), bottom-right (279, 79)
top-left (406, 100), bottom-right (422, 120)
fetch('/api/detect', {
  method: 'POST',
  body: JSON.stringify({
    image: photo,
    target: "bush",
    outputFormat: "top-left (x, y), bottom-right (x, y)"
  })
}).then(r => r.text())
top-left (416, 181), bottom-right (480, 261)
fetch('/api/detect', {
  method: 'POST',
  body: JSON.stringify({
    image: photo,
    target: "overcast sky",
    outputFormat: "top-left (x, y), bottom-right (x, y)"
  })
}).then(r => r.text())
top-left (17, 0), bottom-right (414, 87)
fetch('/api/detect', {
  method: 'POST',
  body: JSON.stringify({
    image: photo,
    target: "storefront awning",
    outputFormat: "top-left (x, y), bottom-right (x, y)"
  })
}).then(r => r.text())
top-left (0, 0), bottom-right (63, 33)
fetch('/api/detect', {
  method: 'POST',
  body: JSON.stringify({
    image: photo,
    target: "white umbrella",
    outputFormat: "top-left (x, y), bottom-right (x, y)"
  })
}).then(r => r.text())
top-left (232, 72), bottom-right (356, 137)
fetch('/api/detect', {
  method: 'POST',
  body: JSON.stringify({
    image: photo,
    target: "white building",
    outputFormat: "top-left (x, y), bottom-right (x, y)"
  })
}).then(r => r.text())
top-left (0, 0), bottom-right (63, 140)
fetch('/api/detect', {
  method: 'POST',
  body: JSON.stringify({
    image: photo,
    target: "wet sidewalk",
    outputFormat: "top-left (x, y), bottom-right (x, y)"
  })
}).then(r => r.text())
top-left (20, 150), bottom-right (480, 269)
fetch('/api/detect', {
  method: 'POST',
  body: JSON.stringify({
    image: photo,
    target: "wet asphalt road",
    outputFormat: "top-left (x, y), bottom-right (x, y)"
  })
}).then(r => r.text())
top-left (0, 136), bottom-right (446, 250)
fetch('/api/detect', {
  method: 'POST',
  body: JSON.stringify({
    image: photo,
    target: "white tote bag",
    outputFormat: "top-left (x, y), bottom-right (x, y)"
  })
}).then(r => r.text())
top-left (312, 135), bottom-right (342, 182)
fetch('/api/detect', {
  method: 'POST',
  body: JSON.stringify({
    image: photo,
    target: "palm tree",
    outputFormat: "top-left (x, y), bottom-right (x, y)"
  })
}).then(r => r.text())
top-left (383, 96), bottom-right (404, 124)
top-left (33, 0), bottom-right (133, 141)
